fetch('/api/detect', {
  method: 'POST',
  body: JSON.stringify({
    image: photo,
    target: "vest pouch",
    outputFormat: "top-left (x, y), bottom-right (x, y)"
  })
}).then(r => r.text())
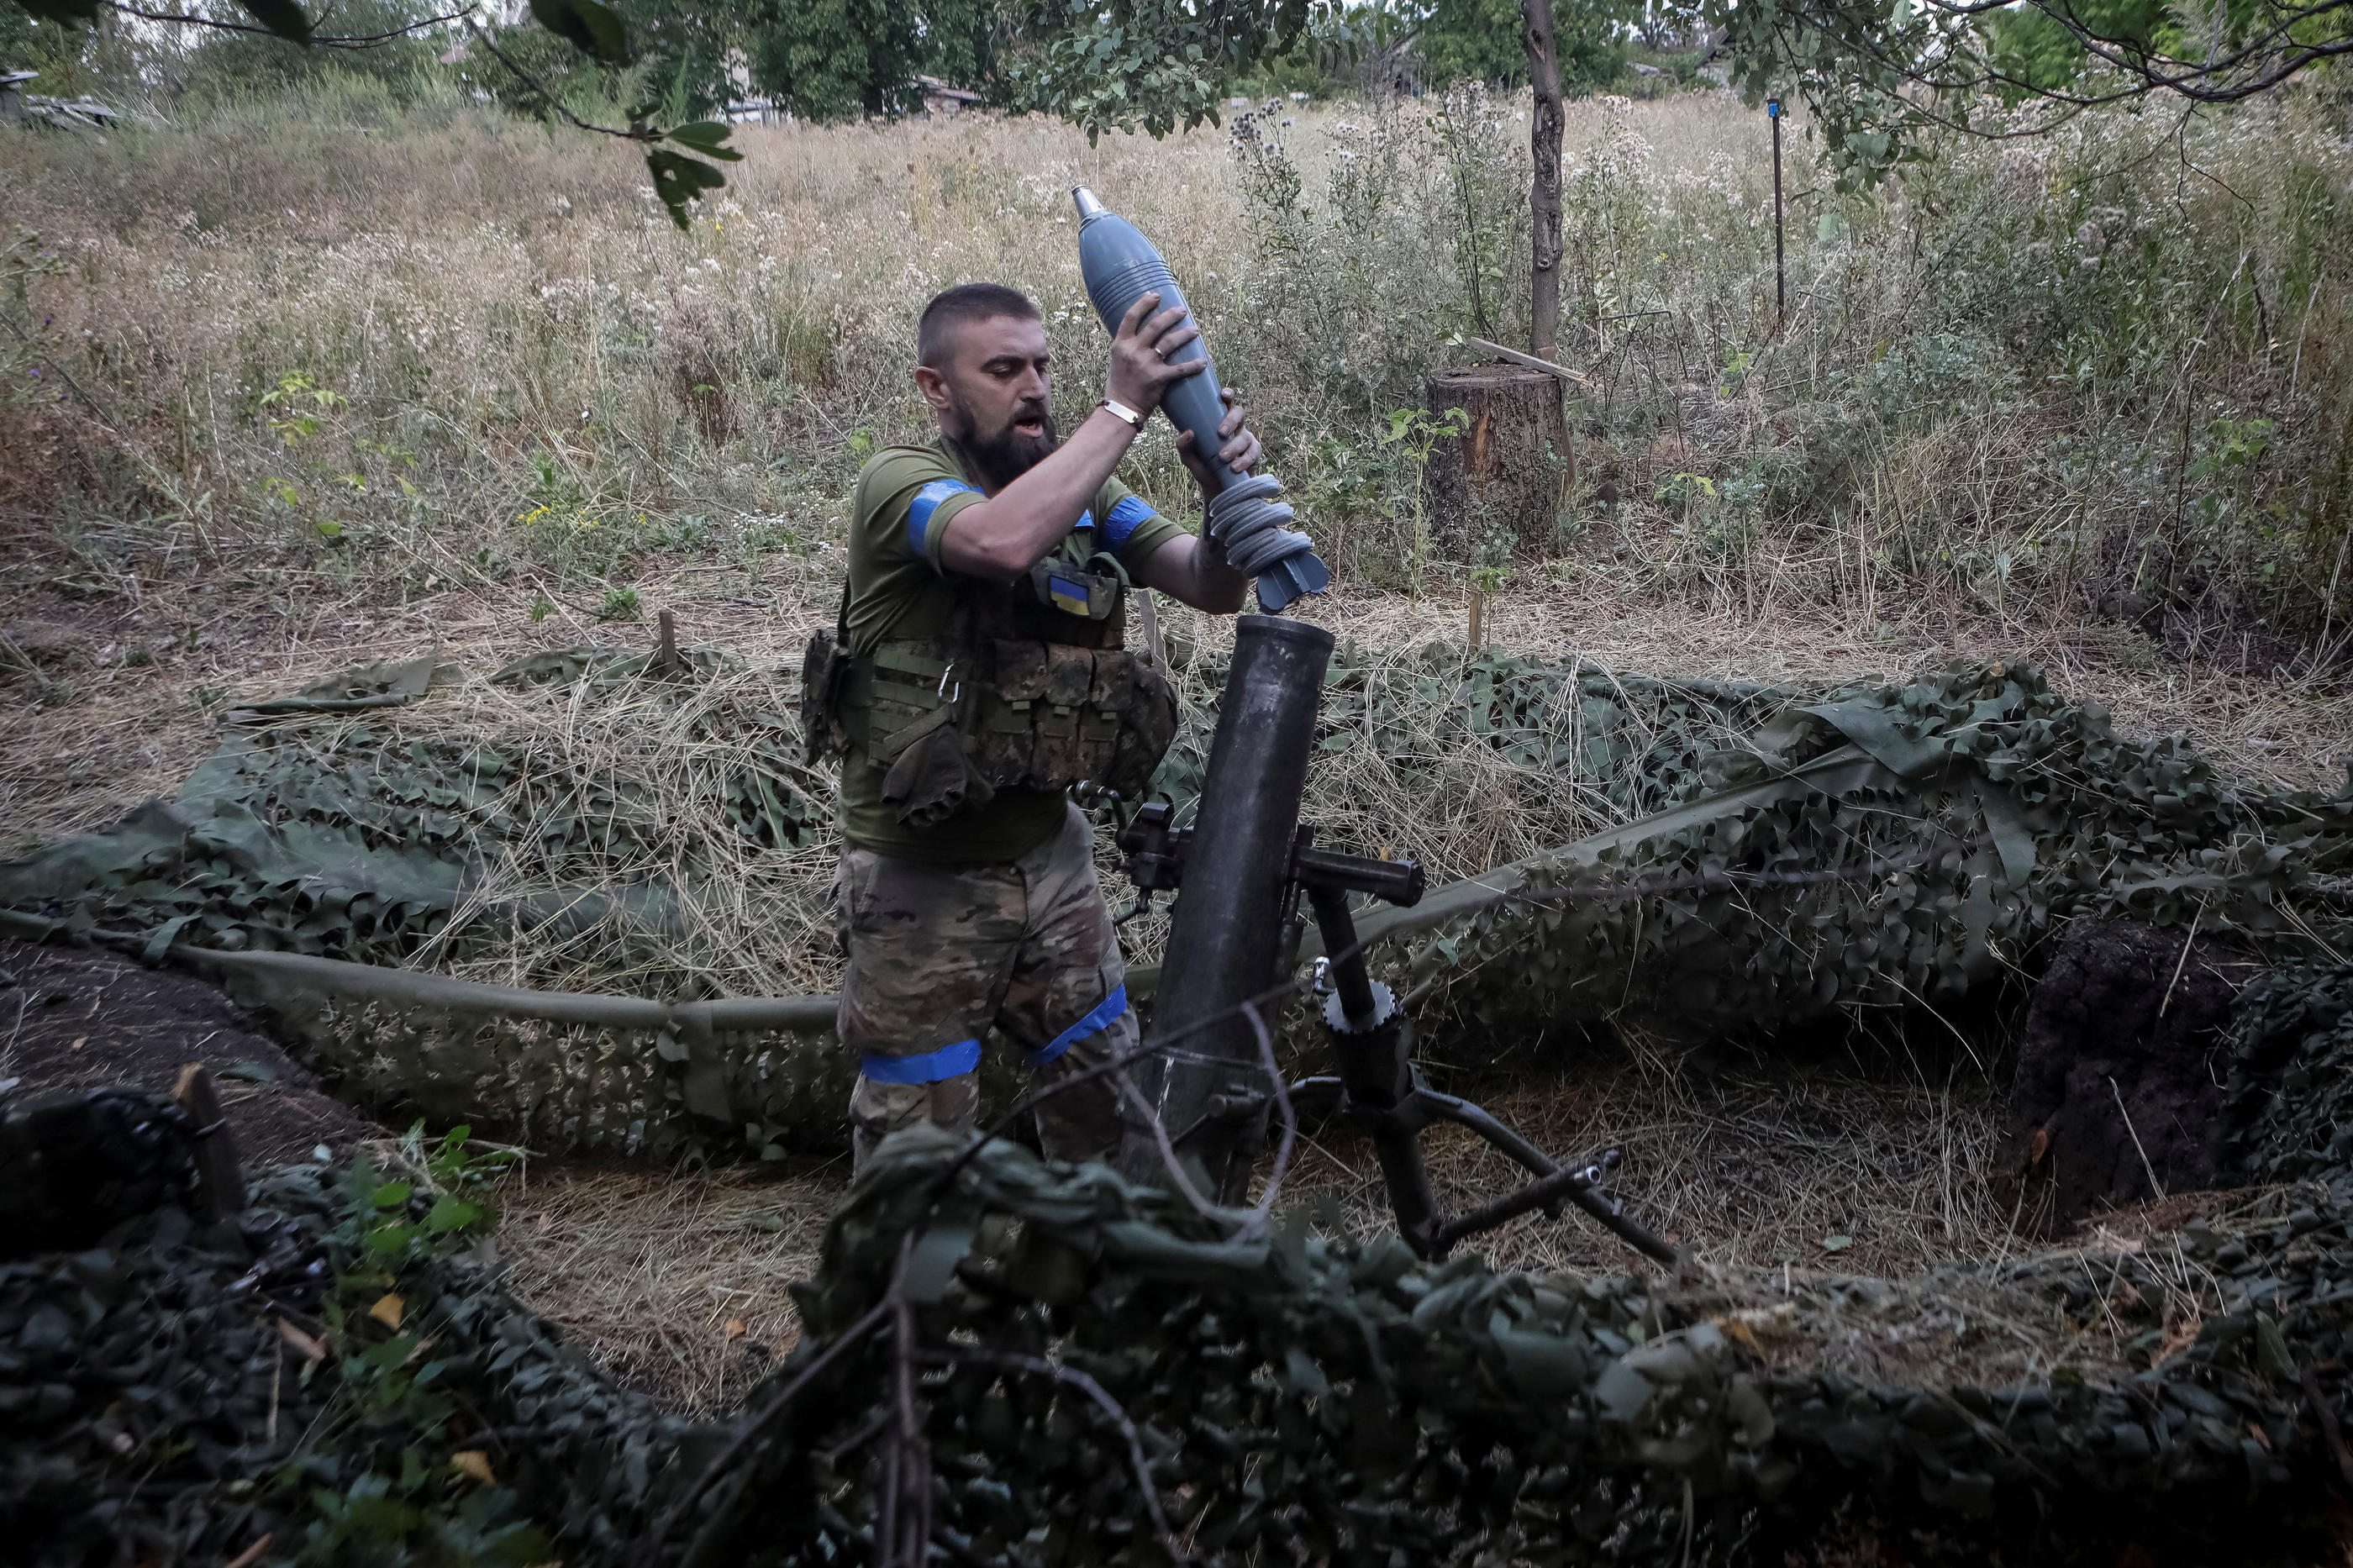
top-left (1107, 656), bottom-right (1179, 798)
top-left (1033, 645), bottom-right (1099, 785)
top-left (881, 722), bottom-right (996, 829)
top-left (970, 640), bottom-right (1045, 787)
top-left (799, 629), bottom-right (852, 763)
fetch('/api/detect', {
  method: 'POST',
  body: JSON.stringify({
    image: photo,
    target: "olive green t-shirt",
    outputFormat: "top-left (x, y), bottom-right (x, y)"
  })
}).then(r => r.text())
top-left (836, 435), bottom-right (1190, 865)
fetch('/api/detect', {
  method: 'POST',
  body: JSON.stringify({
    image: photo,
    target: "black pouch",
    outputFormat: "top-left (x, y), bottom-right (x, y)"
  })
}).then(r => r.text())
top-left (799, 628), bottom-right (852, 763)
top-left (882, 720), bottom-right (996, 828)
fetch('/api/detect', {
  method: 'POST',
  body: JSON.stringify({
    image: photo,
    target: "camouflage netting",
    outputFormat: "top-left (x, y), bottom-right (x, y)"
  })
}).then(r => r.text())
top-left (1365, 660), bottom-right (2353, 1044)
top-left (2, 645), bottom-right (2348, 1158)
top-left (28, 961), bottom-right (2337, 1566)
top-left (2225, 965), bottom-right (2353, 1184)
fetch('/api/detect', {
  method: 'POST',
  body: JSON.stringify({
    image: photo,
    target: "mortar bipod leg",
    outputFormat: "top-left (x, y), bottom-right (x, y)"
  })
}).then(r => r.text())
top-left (1287, 1077), bottom-right (1344, 1118)
top-left (1419, 1091), bottom-right (1682, 1266)
top-left (1413, 1087), bottom-right (1561, 1185)
top-left (1304, 884), bottom-right (1440, 1254)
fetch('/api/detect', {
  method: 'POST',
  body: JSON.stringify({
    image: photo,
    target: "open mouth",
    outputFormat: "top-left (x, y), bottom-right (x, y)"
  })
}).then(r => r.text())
top-left (1012, 416), bottom-right (1046, 436)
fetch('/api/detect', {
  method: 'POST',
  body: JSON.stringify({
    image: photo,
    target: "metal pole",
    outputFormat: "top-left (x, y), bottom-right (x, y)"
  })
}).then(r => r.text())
top-left (1119, 614), bottom-right (1334, 1203)
top-left (1768, 97), bottom-right (1785, 322)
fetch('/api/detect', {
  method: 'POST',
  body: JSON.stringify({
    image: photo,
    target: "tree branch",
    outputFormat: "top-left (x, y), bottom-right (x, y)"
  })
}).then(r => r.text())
top-left (101, 0), bottom-right (477, 50)
top-left (461, 15), bottom-right (654, 141)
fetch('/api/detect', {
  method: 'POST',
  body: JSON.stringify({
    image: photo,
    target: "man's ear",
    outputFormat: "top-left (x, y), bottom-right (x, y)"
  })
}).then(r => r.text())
top-left (913, 363), bottom-right (953, 414)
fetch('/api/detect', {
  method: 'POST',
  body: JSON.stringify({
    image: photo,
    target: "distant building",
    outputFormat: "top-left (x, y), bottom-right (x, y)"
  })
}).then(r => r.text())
top-left (3, 71), bottom-right (124, 133)
top-left (914, 76), bottom-right (983, 116)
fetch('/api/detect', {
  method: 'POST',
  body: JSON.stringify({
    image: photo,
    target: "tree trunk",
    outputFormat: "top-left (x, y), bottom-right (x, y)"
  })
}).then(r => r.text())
top-left (1521, 0), bottom-right (1566, 359)
top-left (1425, 364), bottom-right (1571, 558)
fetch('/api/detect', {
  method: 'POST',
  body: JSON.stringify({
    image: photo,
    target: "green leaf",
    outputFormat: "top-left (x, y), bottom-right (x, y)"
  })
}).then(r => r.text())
top-left (367, 1221), bottom-right (420, 1255)
top-left (424, 1193), bottom-right (484, 1234)
top-left (528, 0), bottom-right (629, 66)
top-left (371, 1181), bottom-right (413, 1210)
top-left (361, 1333), bottom-right (419, 1371)
top-left (231, 0), bottom-right (313, 44)
top-left (645, 150), bottom-right (727, 229)
top-left (666, 121), bottom-right (745, 161)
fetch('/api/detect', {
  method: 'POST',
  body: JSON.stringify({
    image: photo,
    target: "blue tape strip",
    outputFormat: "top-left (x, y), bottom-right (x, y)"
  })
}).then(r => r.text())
top-left (861, 1037), bottom-right (982, 1085)
top-left (906, 478), bottom-right (979, 557)
top-left (1026, 984), bottom-right (1129, 1069)
top-left (1103, 496), bottom-right (1156, 552)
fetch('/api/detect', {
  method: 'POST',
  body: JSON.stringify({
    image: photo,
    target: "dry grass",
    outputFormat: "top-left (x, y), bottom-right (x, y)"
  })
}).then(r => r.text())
top-left (1278, 1049), bottom-right (2010, 1285)
top-left (492, 1156), bottom-right (842, 1416)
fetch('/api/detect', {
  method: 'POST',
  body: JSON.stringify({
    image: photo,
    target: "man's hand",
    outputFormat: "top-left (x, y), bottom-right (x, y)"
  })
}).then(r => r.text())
top-left (1104, 291), bottom-right (1205, 416)
top-left (1176, 387), bottom-right (1261, 489)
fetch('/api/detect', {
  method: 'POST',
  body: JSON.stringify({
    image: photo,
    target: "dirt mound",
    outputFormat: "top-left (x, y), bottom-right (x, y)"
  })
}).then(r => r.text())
top-left (2000, 920), bottom-right (2257, 1230)
top-left (0, 939), bottom-right (376, 1167)
top-left (0, 932), bottom-right (371, 1167)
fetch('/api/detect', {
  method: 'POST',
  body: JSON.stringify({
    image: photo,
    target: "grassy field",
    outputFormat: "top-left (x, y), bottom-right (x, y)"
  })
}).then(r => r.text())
top-left (4, 79), bottom-right (2350, 864)
top-left (5, 76), bottom-right (2351, 1412)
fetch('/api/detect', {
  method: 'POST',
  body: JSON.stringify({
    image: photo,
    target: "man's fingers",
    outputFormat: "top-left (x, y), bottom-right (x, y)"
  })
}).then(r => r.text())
top-left (1217, 402), bottom-right (1246, 438)
top-left (1140, 305), bottom-right (1190, 345)
top-left (1147, 324), bottom-right (1203, 367)
top-left (1116, 291), bottom-right (1162, 339)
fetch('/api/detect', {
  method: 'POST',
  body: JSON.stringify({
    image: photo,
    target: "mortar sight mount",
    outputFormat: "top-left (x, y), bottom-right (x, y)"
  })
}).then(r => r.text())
top-left (1118, 799), bottom-right (1679, 1266)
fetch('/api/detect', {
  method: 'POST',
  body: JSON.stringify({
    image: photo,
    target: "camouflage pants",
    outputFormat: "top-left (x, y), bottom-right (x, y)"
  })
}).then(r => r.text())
top-left (835, 803), bottom-right (1138, 1170)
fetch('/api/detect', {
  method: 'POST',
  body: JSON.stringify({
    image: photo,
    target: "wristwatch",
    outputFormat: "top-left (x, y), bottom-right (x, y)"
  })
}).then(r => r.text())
top-left (1098, 398), bottom-right (1145, 429)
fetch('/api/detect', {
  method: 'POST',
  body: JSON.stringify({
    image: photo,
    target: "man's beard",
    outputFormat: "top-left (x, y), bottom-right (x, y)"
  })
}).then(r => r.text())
top-left (945, 395), bottom-right (1059, 490)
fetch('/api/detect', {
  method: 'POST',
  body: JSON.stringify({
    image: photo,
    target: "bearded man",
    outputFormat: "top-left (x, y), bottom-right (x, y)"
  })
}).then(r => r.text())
top-left (804, 282), bottom-right (1262, 1168)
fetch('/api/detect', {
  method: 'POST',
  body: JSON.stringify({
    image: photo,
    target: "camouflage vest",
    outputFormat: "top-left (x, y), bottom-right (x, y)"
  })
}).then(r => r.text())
top-left (803, 528), bottom-right (1179, 823)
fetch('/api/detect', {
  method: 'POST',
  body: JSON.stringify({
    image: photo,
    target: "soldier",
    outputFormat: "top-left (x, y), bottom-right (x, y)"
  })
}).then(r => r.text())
top-left (804, 282), bottom-right (1262, 1169)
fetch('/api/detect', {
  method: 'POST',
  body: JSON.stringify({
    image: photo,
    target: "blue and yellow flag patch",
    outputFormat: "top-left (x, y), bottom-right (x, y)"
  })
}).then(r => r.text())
top-left (1047, 574), bottom-right (1092, 616)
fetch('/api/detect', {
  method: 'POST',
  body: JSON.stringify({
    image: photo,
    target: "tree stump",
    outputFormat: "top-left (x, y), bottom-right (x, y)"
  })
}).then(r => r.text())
top-left (1424, 364), bottom-right (1573, 560)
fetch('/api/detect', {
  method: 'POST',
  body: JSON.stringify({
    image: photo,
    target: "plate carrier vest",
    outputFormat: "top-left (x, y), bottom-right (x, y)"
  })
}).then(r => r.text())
top-left (802, 548), bottom-right (1180, 820)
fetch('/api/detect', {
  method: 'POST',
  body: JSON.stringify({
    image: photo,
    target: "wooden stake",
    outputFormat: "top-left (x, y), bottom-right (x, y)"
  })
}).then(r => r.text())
top-left (173, 1064), bottom-right (245, 1220)
top-left (656, 608), bottom-right (679, 676)
top-left (1467, 587), bottom-right (1486, 651)
top-left (1464, 335), bottom-right (1594, 387)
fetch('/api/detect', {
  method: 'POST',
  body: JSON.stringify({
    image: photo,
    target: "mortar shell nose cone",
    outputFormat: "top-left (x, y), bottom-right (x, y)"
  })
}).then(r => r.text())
top-left (1071, 185), bottom-right (1109, 223)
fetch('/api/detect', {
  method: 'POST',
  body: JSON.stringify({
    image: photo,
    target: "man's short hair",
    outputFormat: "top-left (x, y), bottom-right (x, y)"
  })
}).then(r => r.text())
top-left (918, 283), bottom-right (1040, 367)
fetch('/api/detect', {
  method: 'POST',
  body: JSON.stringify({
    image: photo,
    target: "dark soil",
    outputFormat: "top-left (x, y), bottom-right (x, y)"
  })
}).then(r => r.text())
top-left (0, 937), bottom-right (376, 1169)
top-left (1999, 918), bottom-right (2264, 1232)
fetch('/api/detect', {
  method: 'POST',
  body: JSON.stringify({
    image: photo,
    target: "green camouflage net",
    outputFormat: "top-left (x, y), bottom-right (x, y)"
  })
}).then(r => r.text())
top-left (3, 646), bottom-right (2347, 1161)
top-left (1367, 660), bottom-right (2353, 1043)
top-left (338, 965), bottom-right (2353, 1567)
top-left (2224, 966), bottom-right (2353, 1184)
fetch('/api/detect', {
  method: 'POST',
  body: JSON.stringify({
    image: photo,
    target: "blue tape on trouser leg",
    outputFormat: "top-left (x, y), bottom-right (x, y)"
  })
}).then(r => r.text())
top-left (1025, 985), bottom-right (1129, 1069)
top-left (861, 1037), bottom-right (983, 1085)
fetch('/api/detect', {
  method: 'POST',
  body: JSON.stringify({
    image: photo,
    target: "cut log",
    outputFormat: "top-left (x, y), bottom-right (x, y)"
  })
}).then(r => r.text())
top-left (1424, 364), bottom-right (1572, 560)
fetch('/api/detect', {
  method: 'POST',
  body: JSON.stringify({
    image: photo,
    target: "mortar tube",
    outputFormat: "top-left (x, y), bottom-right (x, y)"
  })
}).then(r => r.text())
top-left (1118, 613), bottom-right (1334, 1202)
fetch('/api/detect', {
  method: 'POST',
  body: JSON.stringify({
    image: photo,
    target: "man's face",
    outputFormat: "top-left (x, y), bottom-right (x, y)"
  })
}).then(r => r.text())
top-left (916, 313), bottom-right (1058, 489)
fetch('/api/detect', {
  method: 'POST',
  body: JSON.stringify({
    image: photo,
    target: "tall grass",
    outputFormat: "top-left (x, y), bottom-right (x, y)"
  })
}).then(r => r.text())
top-left (3, 72), bottom-right (2349, 657)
